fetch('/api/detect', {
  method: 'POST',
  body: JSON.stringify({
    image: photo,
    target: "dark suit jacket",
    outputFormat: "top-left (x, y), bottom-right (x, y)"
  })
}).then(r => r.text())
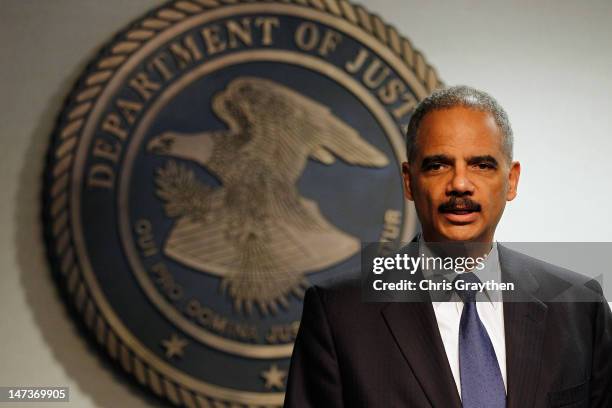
top-left (284, 244), bottom-right (612, 407)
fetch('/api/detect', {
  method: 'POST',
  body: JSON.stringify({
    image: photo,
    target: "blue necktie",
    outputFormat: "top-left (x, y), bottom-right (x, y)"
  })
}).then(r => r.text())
top-left (454, 273), bottom-right (506, 408)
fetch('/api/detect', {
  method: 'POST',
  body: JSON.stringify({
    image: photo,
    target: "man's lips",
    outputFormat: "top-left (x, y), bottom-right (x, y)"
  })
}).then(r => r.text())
top-left (440, 208), bottom-right (480, 224)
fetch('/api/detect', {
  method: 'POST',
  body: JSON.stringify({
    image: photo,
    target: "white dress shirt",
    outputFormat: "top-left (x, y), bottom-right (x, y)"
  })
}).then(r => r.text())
top-left (419, 238), bottom-right (507, 398)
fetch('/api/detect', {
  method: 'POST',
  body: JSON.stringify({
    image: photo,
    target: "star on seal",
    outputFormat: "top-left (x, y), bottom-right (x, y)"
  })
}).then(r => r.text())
top-left (261, 364), bottom-right (287, 390)
top-left (161, 333), bottom-right (189, 359)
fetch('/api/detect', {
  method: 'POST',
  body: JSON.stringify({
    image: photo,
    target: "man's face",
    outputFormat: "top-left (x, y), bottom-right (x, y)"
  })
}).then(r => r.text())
top-left (402, 106), bottom-right (520, 243)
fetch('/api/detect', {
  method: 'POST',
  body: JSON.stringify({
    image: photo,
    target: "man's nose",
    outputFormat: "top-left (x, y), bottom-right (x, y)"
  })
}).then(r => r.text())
top-left (447, 166), bottom-right (475, 195)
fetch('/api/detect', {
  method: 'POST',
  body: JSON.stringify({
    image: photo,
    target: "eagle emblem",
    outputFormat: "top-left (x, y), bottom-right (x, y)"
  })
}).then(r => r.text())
top-left (148, 77), bottom-right (389, 314)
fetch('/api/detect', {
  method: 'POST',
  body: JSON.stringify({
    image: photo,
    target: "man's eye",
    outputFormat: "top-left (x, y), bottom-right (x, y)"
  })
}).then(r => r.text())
top-left (475, 162), bottom-right (495, 170)
top-left (424, 163), bottom-right (444, 171)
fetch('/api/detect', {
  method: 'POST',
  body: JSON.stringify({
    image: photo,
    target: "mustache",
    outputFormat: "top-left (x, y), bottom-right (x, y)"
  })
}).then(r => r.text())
top-left (438, 196), bottom-right (481, 213)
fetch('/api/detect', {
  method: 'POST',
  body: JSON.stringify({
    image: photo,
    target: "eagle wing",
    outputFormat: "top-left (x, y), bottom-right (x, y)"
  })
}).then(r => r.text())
top-left (308, 107), bottom-right (390, 168)
top-left (223, 77), bottom-right (390, 175)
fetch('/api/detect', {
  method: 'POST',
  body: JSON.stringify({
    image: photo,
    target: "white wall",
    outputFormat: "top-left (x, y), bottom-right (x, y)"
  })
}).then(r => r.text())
top-left (1, 0), bottom-right (611, 407)
top-left (371, 0), bottom-right (612, 242)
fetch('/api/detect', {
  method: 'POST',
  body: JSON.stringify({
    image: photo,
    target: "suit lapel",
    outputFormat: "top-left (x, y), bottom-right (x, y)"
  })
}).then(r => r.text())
top-left (498, 245), bottom-right (548, 408)
top-left (378, 237), bottom-right (461, 407)
top-left (381, 301), bottom-right (462, 407)
top-left (380, 271), bottom-right (462, 408)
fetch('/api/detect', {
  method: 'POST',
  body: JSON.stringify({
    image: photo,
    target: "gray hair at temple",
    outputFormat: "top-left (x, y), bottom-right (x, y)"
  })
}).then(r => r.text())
top-left (405, 85), bottom-right (514, 163)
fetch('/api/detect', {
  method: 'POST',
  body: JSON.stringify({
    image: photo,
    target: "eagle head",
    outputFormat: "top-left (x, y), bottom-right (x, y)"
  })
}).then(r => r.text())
top-left (147, 131), bottom-right (216, 167)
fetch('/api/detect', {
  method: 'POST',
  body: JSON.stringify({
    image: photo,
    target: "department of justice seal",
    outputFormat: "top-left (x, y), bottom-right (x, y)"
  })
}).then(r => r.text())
top-left (43, 0), bottom-right (442, 406)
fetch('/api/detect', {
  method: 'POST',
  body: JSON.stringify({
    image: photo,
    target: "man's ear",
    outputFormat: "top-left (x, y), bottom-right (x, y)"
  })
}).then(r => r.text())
top-left (402, 162), bottom-right (414, 201)
top-left (506, 161), bottom-right (521, 201)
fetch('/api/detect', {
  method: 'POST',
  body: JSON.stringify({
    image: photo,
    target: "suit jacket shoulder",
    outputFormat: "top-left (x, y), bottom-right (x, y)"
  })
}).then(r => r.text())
top-left (497, 244), bottom-right (605, 302)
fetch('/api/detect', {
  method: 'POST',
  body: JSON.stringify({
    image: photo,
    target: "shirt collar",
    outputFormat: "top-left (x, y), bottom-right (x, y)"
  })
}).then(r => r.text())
top-left (417, 234), bottom-right (502, 308)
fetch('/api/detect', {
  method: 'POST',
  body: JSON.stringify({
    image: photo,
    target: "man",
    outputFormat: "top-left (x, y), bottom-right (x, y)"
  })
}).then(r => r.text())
top-left (284, 86), bottom-right (612, 407)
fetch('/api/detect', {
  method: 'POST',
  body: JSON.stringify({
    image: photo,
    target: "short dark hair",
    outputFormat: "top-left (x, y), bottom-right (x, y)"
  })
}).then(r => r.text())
top-left (406, 85), bottom-right (513, 162)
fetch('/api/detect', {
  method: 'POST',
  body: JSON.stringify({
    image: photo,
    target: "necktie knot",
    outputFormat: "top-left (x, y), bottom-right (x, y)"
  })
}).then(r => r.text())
top-left (453, 272), bottom-right (481, 303)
